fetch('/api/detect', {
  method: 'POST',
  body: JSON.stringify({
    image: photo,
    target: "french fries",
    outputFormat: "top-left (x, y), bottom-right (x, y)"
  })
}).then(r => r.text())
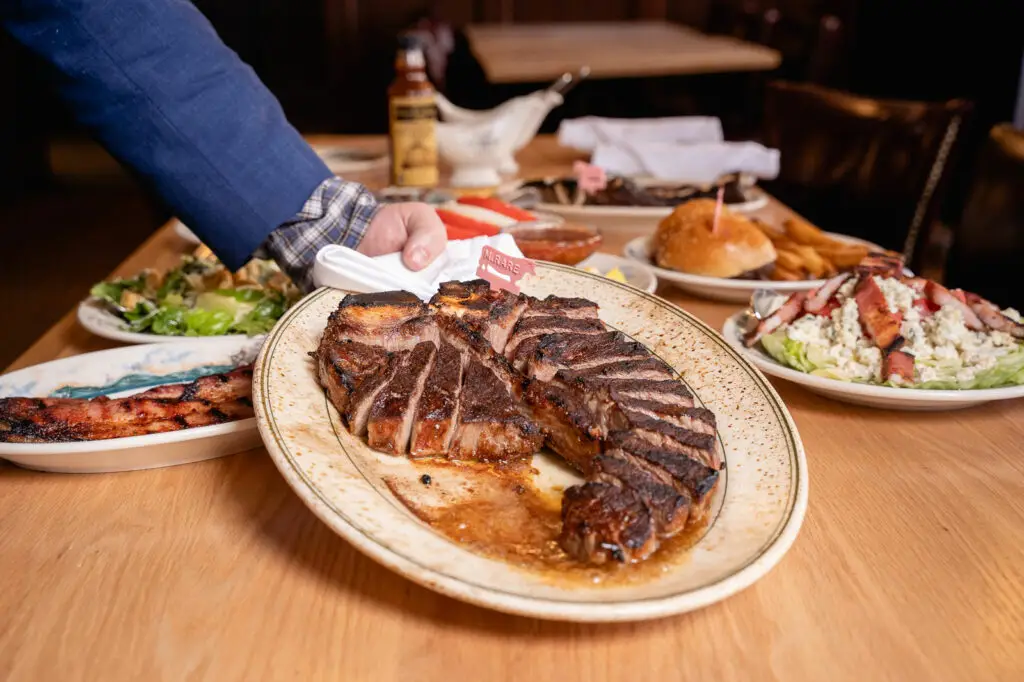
top-left (754, 215), bottom-right (887, 282)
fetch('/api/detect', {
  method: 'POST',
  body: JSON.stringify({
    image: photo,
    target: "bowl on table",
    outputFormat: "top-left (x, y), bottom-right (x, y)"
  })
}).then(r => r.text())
top-left (504, 221), bottom-right (602, 265)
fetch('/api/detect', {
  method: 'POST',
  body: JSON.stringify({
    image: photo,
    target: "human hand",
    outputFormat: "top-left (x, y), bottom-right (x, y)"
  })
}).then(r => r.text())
top-left (358, 202), bottom-right (446, 270)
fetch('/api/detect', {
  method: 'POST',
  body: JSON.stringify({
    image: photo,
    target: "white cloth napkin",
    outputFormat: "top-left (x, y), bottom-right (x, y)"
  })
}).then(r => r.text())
top-left (312, 234), bottom-right (524, 301)
top-left (591, 140), bottom-right (781, 184)
top-left (557, 116), bottom-right (724, 151)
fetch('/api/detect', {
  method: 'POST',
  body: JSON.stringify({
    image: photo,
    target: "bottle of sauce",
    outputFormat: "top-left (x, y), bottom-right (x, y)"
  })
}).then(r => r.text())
top-left (388, 34), bottom-right (439, 188)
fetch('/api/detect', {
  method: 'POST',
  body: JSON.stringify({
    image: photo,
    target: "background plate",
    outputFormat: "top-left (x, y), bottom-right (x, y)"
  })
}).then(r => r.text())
top-left (0, 338), bottom-right (263, 472)
top-left (624, 233), bottom-right (882, 303)
top-left (253, 266), bottom-right (808, 622)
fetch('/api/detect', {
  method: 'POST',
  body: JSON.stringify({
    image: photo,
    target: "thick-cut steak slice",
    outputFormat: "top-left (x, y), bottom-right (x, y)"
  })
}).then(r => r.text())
top-left (523, 379), bottom-right (603, 471)
top-left (450, 360), bottom-right (542, 464)
top-left (438, 315), bottom-right (523, 397)
top-left (526, 331), bottom-right (650, 381)
top-left (521, 295), bottom-right (599, 321)
top-left (326, 291), bottom-right (437, 351)
top-left (592, 452), bottom-right (691, 538)
top-left (315, 340), bottom-right (391, 416)
top-left (610, 431), bottom-right (720, 517)
top-left (557, 357), bottom-right (674, 383)
top-left (366, 342), bottom-right (437, 454)
top-left (504, 316), bottom-right (606, 360)
top-left (560, 481), bottom-right (658, 564)
top-left (410, 342), bottom-right (464, 457)
top-left (344, 351), bottom-right (402, 437)
top-left (431, 280), bottom-right (528, 354)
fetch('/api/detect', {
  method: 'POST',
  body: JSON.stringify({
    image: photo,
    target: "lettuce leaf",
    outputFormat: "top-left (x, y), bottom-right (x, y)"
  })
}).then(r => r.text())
top-left (760, 331), bottom-right (1024, 389)
top-left (183, 308), bottom-right (234, 336)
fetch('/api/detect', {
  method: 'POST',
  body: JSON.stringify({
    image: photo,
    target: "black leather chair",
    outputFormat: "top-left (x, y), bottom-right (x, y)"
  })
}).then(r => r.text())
top-left (762, 81), bottom-right (972, 270)
top-left (945, 124), bottom-right (1024, 309)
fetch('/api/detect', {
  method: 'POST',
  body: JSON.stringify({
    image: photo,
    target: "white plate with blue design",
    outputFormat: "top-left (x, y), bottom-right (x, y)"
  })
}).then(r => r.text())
top-left (0, 338), bottom-right (263, 473)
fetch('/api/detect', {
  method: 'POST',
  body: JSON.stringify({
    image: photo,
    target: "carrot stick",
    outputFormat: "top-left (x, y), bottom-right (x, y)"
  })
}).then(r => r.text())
top-left (435, 209), bottom-right (500, 236)
top-left (456, 197), bottom-right (536, 222)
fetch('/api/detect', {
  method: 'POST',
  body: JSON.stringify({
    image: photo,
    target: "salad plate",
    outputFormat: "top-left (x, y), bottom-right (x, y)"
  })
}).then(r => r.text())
top-left (723, 313), bottom-right (1024, 410)
top-left (80, 252), bottom-right (299, 345)
top-left (624, 234), bottom-right (881, 303)
top-left (253, 266), bottom-right (808, 622)
top-left (0, 338), bottom-right (262, 472)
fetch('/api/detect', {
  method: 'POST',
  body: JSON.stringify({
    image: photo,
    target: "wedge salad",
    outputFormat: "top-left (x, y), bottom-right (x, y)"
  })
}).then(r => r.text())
top-left (743, 254), bottom-right (1024, 389)
top-left (89, 248), bottom-right (300, 337)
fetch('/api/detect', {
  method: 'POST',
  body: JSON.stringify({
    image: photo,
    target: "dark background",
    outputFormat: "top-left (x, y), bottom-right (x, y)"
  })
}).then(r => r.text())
top-left (0, 0), bottom-right (1022, 366)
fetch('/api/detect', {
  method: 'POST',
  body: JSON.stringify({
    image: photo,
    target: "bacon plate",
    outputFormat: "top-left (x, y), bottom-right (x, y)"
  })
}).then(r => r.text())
top-left (854, 276), bottom-right (903, 350)
top-left (0, 366), bottom-right (253, 443)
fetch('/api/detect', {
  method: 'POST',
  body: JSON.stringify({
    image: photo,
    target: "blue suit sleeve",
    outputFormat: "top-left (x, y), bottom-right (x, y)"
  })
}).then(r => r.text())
top-left (1, 0), bottom-right (333, 270)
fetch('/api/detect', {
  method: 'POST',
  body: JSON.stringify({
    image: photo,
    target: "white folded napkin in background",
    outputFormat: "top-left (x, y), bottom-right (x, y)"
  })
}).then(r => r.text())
top-left (557, 116), bottom-right (723, 151)
top-left (591, 140), bottom-right (781, 184)
top-left (312, 234), bottom-right (524, 300)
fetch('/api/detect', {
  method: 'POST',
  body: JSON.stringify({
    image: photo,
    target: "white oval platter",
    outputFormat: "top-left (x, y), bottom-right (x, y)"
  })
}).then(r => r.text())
top-left (252, 264), bottom-right (808, 622)
top-left (722, 313), bottom-right (1024, 410)
top-left (0, 338), bottom-right (263, 473)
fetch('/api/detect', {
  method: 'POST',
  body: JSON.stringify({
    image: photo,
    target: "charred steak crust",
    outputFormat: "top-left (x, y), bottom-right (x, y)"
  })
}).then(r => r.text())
top-left (314, 286), bottom-right (722, 566)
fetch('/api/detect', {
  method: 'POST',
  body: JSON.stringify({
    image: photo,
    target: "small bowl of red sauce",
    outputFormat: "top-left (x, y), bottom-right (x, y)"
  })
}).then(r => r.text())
top-left (505, 220), bottom-right (603, 265)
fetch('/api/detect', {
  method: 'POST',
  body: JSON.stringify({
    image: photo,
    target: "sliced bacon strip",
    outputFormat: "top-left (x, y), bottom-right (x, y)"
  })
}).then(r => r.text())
top-left (925, 281), bottom-right (985, 331)
top-left (883, 349), bottom-right (915, 383)
top-left (744, 292), bottom-right (807, 347)
top-left (854, 276), bottom-right (903, 350)
top-left (964, 292), bottom-right (1024, 339)
top-left (805, 273), bottom-right (851, 314)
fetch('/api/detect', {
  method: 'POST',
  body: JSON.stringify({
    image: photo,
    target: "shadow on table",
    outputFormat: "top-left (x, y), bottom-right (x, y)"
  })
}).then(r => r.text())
top-left (226, 450), bottom-right (709, 637)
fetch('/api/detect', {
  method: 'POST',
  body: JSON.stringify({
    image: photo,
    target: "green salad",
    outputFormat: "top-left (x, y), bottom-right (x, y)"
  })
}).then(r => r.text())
top-left (90, 252), bottom-right (300, 337)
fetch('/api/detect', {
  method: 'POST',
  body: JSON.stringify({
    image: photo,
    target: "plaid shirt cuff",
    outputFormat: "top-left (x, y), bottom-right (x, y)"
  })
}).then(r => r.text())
top-left (259, 176), bottom-right (380, 291)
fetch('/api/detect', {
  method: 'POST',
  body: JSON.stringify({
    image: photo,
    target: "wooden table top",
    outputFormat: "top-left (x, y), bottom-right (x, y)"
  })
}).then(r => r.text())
top-left (2, 136), bottom-right (1022, 682)
top-left (464, 21), bottom-right (781, 84)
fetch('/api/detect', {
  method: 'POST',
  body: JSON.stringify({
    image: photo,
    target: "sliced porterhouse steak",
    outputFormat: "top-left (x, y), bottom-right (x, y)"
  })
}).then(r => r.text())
top-left (315, 284), bottom-right (722, 567)
top-left (560, 481), bottom-right (658, 565)
top-left (449, 359), bottom-right (543, 464)
top-left (431, 280), bottom-right (528, 354)
top-left (409, 341), bottom-right (464, 457)
top-left (366, 342), bottom-right (437, 454)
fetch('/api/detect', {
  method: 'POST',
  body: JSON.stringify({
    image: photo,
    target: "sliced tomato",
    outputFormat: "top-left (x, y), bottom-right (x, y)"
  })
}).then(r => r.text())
top-left (913, 297), bottom-right (939, 315)
top-left (435, 208), bottom-right (500, 237)
top-left (456, 196), bottom-right (536, 222)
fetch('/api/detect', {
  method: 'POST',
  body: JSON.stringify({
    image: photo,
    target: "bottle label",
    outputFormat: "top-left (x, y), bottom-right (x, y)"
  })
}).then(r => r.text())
top-left (389, 95), bottom-right (439, 188)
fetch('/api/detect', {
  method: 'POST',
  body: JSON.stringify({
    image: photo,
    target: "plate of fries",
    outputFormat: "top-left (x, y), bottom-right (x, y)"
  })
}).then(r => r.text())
top-left (624, 218), bottom-right (892, 302)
